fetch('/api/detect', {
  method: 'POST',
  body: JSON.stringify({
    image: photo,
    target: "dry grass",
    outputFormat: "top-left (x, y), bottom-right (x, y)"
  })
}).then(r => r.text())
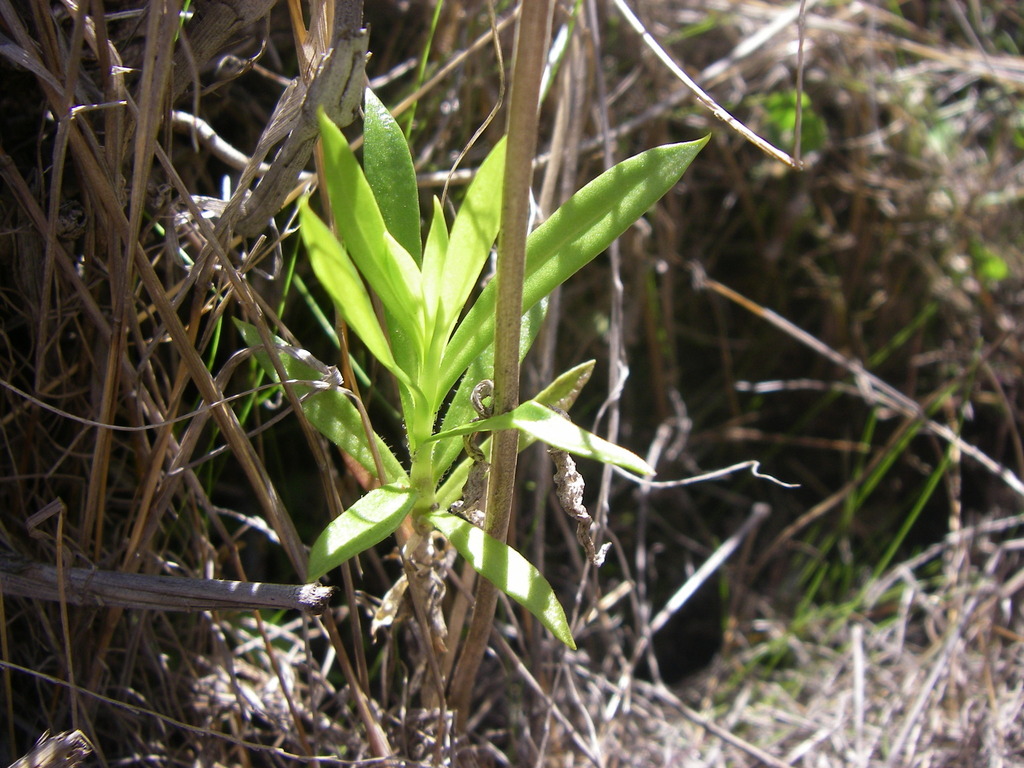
top-left (670, 515), bottom-right (1024, 767)
top-left (1, 0), bottom-right (1022, 765)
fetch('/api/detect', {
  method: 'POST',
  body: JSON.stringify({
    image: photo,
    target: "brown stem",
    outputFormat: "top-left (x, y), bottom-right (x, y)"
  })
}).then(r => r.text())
top-left (448, 0), bottom-right (554, 726)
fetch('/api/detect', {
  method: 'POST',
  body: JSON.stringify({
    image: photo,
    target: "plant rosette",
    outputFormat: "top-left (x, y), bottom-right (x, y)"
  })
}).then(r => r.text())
top-left (239, 88), bottom-right (707, 649)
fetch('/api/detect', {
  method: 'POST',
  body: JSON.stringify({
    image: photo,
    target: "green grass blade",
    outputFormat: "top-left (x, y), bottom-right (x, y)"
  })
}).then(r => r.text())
top-left (425, 509), bottom-right (576, 650)
top-left (400, 0), bottom-right (443, 134)
top-left (439, 137), bottom-right (708, 393)
top-left (307, 484), bottom-right (417, 581)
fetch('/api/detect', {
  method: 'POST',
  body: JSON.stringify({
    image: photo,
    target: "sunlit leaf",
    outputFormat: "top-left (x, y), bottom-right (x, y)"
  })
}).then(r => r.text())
top-left (433, 356), bottom-right (592, 507)
top-left (440, 137), bottom-right (708, 393)
top-left (431, 400), bottom-right (654, 476)
top-left (425, 509), bottom-right (576, 649)
top-left (235, 320), bottom-right (405, 483)
top-left (970, 239), bottom-right (1009, 284)
top-left (307, 485), bottom-right (416, 581)
top-left (421, 196), bottom-right (452, 382)
top-left (535, 360), bottom-right (595, 413)
top-left (421, 196), bottom-right (449, 271)
top-left (510, 401), bottom-right (654, 475)
top-left (299, 201), bottom-right (410, 386)
top-left (425, 139), bottom-right (506, 344)
top-left (318, 110), bottom-right (424, 351)
top-left (363, 88), bottom-right (421, 264)
top-left (432, 298), bottom-right (548, 479)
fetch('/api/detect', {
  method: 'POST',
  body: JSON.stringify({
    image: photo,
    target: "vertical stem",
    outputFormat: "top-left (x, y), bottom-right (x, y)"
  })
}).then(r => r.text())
top-left (449, 0), bottom-right (553, 725)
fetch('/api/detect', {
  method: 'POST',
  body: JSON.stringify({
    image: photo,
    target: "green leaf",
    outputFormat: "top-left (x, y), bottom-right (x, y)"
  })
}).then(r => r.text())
top-left (511, 401), bottom-right (654, 475)
top-left (422, 197), bottom-right (449, 289)
top-left (760, 91), bottom-right (827, 154)
top-left (970, 239), bottom-right (1009, 284)
top-left (421, 196), bottom-right (451, 379)
top-left (363, 88), bottom-right (422, 264)
top-left (302, 392), bottom-right (407, 482)
top-left (434, 356), bottom-right (591, 508)
top-left (423, 138), bottom-right (506, 346)
top-left (536, 360), bottom-right (595, 413)
top-left (307, 485), bottom-right (416, 581)
top-left (439, 137), bottom-right (708, 394)
top-left (425, 509), bottom-right (576, 649)
top-left (318, 110), bottom-right (424, 348)
top-left (299, 201), bottom-right (410, 386)
top-left (234, 320), bottom-right (406, 483)
top-left (431, 400), bottom-right (654, 476)
top-left (431, 298), bottom-right (548, 479)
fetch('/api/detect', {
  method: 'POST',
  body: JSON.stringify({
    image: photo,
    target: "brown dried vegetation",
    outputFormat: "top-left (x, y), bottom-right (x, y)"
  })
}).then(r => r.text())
top-left (1, 1), bottom-right (1023, 765)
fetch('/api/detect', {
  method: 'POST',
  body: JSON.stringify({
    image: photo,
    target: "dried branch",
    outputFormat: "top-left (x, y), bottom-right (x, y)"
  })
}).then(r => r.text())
top-left (0, 554), bottom-right (334, 614)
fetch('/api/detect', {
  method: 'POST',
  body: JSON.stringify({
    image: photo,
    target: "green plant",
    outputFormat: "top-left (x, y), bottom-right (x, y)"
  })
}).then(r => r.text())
top-left (757, 90), bottom-right (827, 156)
top-left (239, 89), bottom-right (706, 651)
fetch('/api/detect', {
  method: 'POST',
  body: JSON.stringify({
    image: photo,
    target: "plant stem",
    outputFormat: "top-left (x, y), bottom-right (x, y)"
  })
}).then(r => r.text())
top-left (449, 0), bottom-right (554, 725)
